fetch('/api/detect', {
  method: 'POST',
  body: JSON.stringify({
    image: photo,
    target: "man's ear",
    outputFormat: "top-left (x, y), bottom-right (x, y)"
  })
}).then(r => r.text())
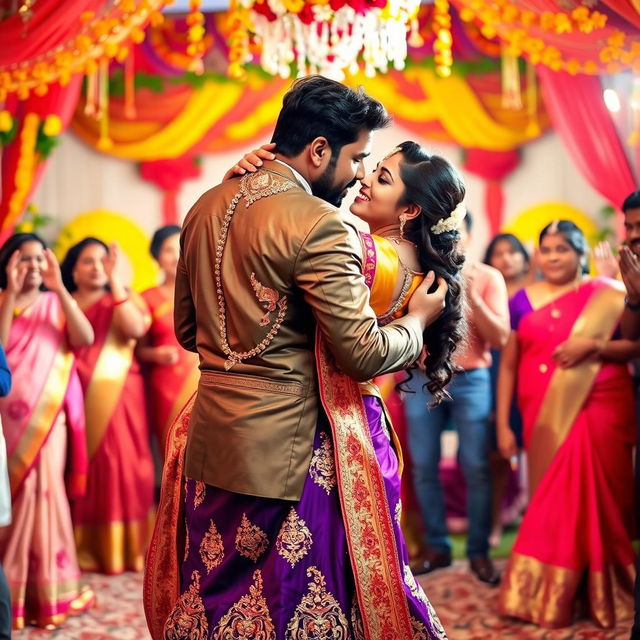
top-left (308, 137), bottom-right (331, 169)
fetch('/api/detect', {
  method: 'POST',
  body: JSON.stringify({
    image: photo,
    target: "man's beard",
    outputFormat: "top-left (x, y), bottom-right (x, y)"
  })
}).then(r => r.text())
top-left (311, 160), bottom-right (357, 207)
top-left (630, 239), bottom-right (640, 256)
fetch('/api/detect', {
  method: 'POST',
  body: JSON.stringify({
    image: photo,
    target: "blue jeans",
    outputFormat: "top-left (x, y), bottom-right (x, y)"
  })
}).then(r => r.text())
top-left (404, 368), bottom-right (492, 559)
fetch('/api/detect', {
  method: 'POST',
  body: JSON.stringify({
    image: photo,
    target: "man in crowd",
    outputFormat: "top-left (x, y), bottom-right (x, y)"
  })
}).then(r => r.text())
top-left (405, 212), bottom-right (510, 585)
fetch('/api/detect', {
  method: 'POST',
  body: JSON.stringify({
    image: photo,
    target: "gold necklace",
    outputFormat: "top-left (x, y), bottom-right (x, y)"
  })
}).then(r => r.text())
top-left (382, 235), bottom-right (418, 249)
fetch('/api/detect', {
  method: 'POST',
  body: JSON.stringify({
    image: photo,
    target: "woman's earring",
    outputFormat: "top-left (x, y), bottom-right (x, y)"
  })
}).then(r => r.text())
top-left (399, 214), bottom-right (407, 239)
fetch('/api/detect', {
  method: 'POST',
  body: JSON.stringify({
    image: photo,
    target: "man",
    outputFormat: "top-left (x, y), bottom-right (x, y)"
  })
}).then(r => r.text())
top-left (617, 190), bottom-right (640, 640)
top-left (161, 76), bottom-right (448, 637)
top-left (405, 212), bottom-right (510, 585)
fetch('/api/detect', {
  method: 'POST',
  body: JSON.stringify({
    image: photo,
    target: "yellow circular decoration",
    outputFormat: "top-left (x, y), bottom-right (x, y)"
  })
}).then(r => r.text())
top-left (54, 210), bottom-right (159, 293)
top-left (503, 201), bottom-right (599, 247)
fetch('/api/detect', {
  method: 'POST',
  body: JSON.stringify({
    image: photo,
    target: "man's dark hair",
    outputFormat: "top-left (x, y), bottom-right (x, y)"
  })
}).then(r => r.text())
top-left (622, 190), bottom-right (640, 213)
top-left (271, 76), bottom-right (390, 159)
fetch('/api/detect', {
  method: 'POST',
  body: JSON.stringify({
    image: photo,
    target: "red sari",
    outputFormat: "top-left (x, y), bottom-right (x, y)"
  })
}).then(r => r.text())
top-left (140, 286), bottom-right (199, 453)
top-left (498, 278), bottom-right (636, 628)
top-left (72, 293), bottom-right (155, 574)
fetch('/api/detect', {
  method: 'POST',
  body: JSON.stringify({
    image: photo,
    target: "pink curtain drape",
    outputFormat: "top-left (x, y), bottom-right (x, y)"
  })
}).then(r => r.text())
top-left (538, 67), bottom-right (637, 220)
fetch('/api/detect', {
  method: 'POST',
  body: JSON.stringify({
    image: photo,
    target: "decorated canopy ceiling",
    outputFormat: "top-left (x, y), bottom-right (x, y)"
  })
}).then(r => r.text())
top-left (0, 0), bottom-right (637, 240)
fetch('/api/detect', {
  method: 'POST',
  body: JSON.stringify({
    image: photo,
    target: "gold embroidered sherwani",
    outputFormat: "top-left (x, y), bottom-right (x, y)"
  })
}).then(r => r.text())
top-left (175, 161), bottom-right (423, 500)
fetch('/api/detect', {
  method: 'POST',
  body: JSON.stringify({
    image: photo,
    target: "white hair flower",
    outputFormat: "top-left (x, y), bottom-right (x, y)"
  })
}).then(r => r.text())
top-left (430, 202), bottom-right (467, 235)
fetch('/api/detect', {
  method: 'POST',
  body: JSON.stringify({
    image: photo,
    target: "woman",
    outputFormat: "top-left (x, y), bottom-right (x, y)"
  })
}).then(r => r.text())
top-left (483, 233), bottom-right (531, 547)
top-left (497, 221), bottom-right (637, 628)
top-left (60, 238), bottom-right (155, 575)
top-left (145, 141), bottom-right (465, 639)
top-left (0, 233), bottom-right (95, 629)
top-left (484, 233), bottom-right (532, 299)
top-left (139, 226), bottom-right (199, 456)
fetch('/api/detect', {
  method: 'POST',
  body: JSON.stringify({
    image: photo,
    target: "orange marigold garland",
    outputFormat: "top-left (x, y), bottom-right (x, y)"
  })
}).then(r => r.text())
top-left (432, 0), bottom-right (453, 78)
top-left (0, 0), bottom-right (175, 100)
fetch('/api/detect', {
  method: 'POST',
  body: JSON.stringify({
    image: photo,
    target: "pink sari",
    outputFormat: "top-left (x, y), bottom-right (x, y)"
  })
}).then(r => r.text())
top-left (498, 278), bottom-right (636, 628)
top-left (0, 292), bottom-right (93, 629)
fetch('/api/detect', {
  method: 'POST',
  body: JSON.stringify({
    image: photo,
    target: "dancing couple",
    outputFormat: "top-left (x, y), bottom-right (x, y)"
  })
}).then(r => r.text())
top-left (145, 76), bottom-right (468, 640)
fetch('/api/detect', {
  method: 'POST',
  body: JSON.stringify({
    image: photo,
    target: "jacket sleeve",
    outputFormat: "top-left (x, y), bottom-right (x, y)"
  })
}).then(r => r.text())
top-left (174, 223), bottom-right (198, 353)
top-left (294, 210), bottom-right (423, 381)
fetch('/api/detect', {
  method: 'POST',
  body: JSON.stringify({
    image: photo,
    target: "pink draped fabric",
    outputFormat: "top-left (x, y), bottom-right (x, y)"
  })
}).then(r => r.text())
top-left (538, 68), bottom-right (637, 218)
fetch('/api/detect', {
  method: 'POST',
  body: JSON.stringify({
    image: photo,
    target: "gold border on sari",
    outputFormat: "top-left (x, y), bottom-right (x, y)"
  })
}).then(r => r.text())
top-left (163, 364), bottom-right (200, 451)
top-left (143, 392), bottom-right (195, 640)
top-left (499, 552), bottom-right (635, 628)
top-left (527, 283), bottom-right (625, 495)
top-left (83, 323), bottom-right (134, 460)
top-left (316, 332), bottom-right (414, 640)
top-left (9, 347), bottom-right (74, 497)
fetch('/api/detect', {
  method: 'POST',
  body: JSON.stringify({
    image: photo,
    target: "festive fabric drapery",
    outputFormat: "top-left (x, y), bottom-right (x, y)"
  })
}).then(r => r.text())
top-left (71, 65), bottom-right (549, 158)
top-left (463, 148), bottom-right (520, 236)
top-left (0, 0), bottom-right (174, 237)
top-left (450, 0), bottom-right (640, 75)
top-left (538, 67), bottom-right (637, 215)
top-left (139, 156), bottom-right (202, 224)
top-left (0, 77), bottom-right (83, 244)
top-left (0, 0), bottom-right (172, 98)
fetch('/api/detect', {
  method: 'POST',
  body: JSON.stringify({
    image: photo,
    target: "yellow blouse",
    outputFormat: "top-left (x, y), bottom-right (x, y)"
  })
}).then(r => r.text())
top-left (362, 234), bottom-right (423, 323)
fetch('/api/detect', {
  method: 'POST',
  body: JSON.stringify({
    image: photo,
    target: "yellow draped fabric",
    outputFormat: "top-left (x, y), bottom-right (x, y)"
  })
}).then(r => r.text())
top-left (70, 66), bottom-right (548, 160)
top-left (72, 81), bottom-right (244, 160)
top-left (354, 69), bottom-right (541, 151)
top-left (368, 235), bottom-right (422, 319)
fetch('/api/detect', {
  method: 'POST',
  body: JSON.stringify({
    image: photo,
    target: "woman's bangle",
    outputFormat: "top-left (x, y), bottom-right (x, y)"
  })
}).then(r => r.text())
top-left (113, 296), bottom-right (129, 307)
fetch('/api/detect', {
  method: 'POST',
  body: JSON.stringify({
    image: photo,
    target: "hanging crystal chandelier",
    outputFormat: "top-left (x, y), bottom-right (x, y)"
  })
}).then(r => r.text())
top-left (227, 0), bottom-right (422, 80)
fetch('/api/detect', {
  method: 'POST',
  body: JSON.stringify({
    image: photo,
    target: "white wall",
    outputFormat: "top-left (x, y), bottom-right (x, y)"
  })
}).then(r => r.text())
top-left (32, 122), bottom-right (608, 261)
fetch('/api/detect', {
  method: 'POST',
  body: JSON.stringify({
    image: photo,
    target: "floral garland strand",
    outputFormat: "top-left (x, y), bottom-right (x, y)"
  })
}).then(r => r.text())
top-left (456, 0), bottom-right (640, 75)
top-left (0, 0), bottom-right (173, 100)
top-left (227, 0), bottom-right (422, 79)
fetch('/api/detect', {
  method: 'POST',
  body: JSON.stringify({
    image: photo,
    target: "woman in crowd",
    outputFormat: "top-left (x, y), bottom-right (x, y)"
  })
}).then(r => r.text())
top-left (483, 233), bottom-right (532, 546)
top-left (138, 226), bottom-right (199, 457)
top-left (145, 141), bottom-right (464, 639)
top-left (0, 233), bottom-right (95, 629)
top-left (484, 233), bottom-right (533, 299)
top-left (497, 220), bottom-right (637, 628)
top-left (61, 238), bottom-right (155, 575)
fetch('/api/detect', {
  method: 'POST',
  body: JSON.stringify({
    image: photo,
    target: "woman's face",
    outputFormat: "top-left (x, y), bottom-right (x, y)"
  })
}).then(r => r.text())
top-left (157, 233), bottom-right (180, 279)
top-left (18, 241), bottom-right (45, 291)
top-left (349, 151), bottom-right (409, 233)
top-left (538, 233), bottom-right (581, 285)
top-left (489, 239), bottom-right (528, 281)
top-left (73, 243), bottom-right (108, 291)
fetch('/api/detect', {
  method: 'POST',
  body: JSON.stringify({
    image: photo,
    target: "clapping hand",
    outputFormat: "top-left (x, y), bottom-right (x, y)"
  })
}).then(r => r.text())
top-left (102, 242), bottom-right (121, 282)
top-left (223, 143), bottom-right (277, 181)
top-left (593, 241), bottom-right (619, 279)
top-left (619, 246), bottom-right (640, 302)
top-left (40, 249), bottom-right (64, 293)
top-left (5, 250), bottom-right (27, 294)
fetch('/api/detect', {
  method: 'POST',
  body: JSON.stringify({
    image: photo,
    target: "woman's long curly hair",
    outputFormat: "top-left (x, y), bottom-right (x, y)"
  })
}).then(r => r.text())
top-left (396, 141), bottom-right (466, 404)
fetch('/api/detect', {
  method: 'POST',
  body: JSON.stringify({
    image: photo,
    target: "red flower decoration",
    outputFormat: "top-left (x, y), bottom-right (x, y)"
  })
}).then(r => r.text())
top-left (253, 0), bottom-right (278, 21)
top-left (330, 0), bottom-right (348, 11)
top-left (298, 4), bottom-right (315, 25)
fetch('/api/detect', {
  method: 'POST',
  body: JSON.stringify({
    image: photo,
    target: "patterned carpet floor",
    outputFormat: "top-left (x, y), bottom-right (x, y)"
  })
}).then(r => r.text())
top-left (13, 560), bottom-right (633, 639)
